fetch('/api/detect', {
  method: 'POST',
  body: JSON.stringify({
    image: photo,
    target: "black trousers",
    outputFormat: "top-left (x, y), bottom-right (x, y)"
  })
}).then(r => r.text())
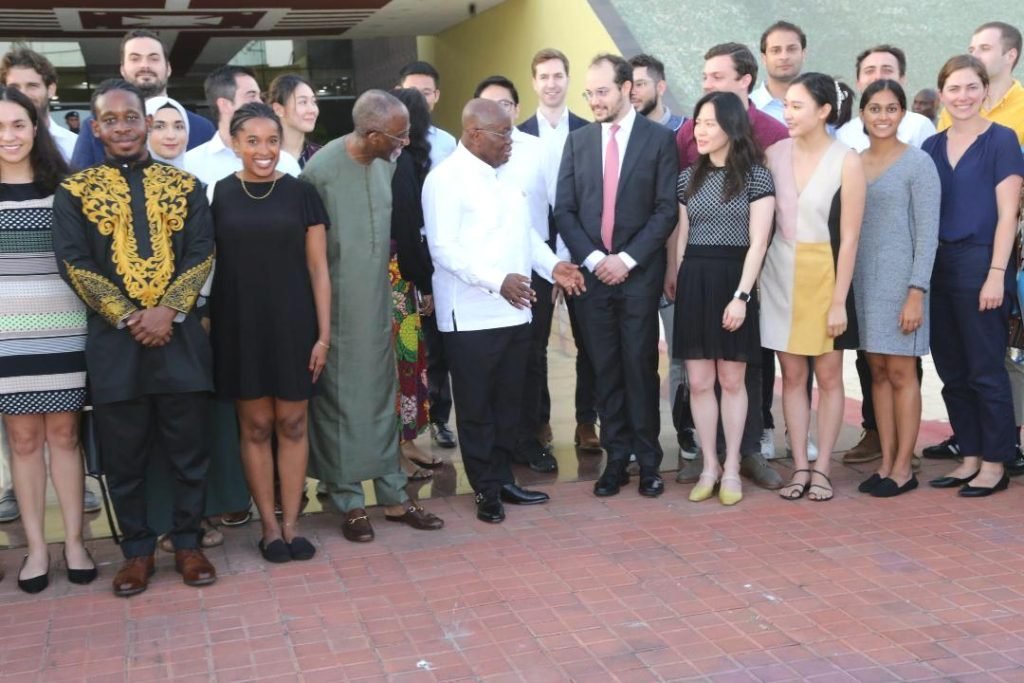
top-left (931, 242), bottom-right (1015, 463)
top-left (444, 324), bottom-right (530, 496)
top-left (422, 311), bottom-right (453, 424)
top-left (575, 286), bottom-right (662, 472)
top-left (518, 273), bottom-right (555, 445)
top-left (566, 298), bottom-right (599, 424)
top-left (94, 392), bottom-right (210, 558)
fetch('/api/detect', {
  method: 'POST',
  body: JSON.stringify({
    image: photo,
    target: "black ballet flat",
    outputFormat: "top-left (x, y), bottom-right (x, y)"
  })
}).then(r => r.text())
top-left (858, 473), bottom-right (882, 493)
top-left (17, 556), bottom-right (50, 594)
top-left (959, 473), bottom-right (1010, 498)
top-left (929, 471), bottom-right (979, 489)
top-left (64, 547), bottom-right (98, 585)
top-left (870, 476), bottom-right (919, 498)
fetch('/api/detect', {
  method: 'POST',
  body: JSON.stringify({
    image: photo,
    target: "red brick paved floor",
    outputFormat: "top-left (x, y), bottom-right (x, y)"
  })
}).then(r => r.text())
top-left (2, 453), bottom-right (1023, 682)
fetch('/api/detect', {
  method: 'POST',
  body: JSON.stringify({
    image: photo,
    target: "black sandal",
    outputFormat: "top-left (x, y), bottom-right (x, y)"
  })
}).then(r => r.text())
top-left (808, 470), bottom-right (834, 502)
top-left (779, 469), bottom-right (812, 500)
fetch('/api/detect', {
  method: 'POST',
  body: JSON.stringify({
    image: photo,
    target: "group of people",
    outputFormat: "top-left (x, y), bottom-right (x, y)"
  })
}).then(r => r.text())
top-left (0, 18), bottom-right (1022, 598)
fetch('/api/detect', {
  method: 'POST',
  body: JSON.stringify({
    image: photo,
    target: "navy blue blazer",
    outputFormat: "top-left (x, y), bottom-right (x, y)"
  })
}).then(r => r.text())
top-left (517, 110), bottom-right (589, 137)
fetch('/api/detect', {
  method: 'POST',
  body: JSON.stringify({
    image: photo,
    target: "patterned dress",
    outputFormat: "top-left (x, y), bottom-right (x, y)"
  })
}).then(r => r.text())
top-left (0, 183), bottom-right (87, 415)
top-left (389, 240), bottom-right (428, 441)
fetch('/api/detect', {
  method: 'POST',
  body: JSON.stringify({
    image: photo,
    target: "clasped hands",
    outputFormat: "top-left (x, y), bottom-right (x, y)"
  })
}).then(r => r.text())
top-left (125, 305), bottom-right (176, 347)
top-left (594, 254), bottom-right (630, 286)
top-left (501, 262), bottom-right (585, 309)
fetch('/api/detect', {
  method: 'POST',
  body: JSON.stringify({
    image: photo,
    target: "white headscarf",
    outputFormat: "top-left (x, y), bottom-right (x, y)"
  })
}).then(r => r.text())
top-left (145, 96), bottom-right (190, 169)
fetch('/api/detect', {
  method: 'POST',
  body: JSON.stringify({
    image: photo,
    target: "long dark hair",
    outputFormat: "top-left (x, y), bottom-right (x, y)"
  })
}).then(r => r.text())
top-left (0, 86), bottom-right (69, 193)
top-left (392, 87), bottom-right (432, 183)
top-left (686, 91), bottom-right (763, 202)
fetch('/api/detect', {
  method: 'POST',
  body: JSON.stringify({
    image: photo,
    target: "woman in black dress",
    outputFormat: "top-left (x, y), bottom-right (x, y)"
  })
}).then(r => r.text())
top-left (210, 103), bottom-right (331, 562)
top-left (674, 91), bottom-right (775, 506)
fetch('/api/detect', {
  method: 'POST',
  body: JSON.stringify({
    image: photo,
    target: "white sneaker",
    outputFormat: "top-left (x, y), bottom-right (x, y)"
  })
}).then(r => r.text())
top-left (83, 487), bottom-right (102, 513)
top-left (0, 487), bottom-right (19, 523)
top-left (760, 428), bottom-right (776, 459)
top-left (785, 431), bottom-right (818, 462)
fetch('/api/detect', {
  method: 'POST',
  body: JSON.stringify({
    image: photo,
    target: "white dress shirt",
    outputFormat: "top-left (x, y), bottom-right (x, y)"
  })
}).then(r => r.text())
top-left (184, 132), bottom-right (301, 186)
top-left (535, 106), bottom-right (571, 207)
top-left (49, 121), bottom-right (77, 164)
top-left (423, 144), bottom-right (561, 333)
top-left (836, 110), bottom-right (936, 152)
top-left (584, 105), bottom-right (638, 272)
top-left (427, 125), bottom-right (457, 170)
top-left (504, 128), bottom-right (569, 260)
top-left (750, 82), bottom-right (785, 124)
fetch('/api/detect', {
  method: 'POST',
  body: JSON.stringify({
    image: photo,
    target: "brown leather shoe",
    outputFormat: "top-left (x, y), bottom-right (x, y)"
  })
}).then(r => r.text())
top-left (112, 555), bottom-right (155, 597)
top-left (574, 423), bottom-right (601, 452)
top-left (385, 503), bottom-right (444, 530)
top-left (537, 423), bottom-right (554, 446)
top-left (842, 429), bottom-right (882, 463)
top-left (174, 549), bottom-right (217, 587)
top-left (342, 508), bottom-right (374, 542)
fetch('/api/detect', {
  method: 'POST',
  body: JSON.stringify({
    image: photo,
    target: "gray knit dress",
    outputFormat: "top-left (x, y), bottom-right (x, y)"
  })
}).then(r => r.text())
top-left (853, 146), bottom-right (941, 356)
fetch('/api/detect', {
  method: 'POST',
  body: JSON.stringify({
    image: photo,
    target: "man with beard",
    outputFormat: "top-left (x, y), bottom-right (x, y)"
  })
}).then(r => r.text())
top-left (52, 79), bottom-right (217, 596)
top-left (555, 54), bottom-right (678, 498)
top-left (751, 21), bottom-right (807, 124)
top-left (71, 30), bottom-right (215, 169)
top-left (629, 54), bottom-right (684, 132)
top-left (0, 47), bottom-right (79, 163)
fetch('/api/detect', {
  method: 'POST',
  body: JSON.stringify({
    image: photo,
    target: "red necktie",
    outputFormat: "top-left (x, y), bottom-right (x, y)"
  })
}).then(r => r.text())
top-left (600, 123), bottom-right (620, 251)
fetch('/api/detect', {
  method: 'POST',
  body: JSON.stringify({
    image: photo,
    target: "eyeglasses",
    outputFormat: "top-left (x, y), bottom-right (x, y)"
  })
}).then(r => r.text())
top-left (473, 128), bottom-right (513, 141)
top-left (371, 129), bottom-right (411, 144)
top-left (493, 99), bottom-right (516, 111)
top-left (582, 87), bottom-right (613, 101)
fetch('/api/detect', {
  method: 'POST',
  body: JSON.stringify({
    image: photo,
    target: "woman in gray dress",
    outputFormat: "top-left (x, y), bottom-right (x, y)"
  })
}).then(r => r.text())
top-left (853, 80), bottom-right (940, 497)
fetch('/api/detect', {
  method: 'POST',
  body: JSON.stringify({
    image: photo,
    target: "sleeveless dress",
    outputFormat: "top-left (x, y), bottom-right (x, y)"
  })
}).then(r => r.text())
top-left (760, 139), bottom-right (859, 355)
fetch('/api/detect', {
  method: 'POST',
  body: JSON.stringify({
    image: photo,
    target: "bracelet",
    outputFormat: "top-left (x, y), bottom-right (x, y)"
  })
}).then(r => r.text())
top-left (991, 266), bottom-right (1006, 272)
top-left (316, 340), bottom-right (330, 349)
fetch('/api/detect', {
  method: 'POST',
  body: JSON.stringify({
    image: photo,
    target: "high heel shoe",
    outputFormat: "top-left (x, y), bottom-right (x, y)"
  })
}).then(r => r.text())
top-left (64, 546), bottom-right (98, 585)
top-left (959, 473), bottom-right (1010, 497)
top-left (688, 470), bottom-right (719, 502)
top-left (718, 474), bottom-right (743, 506)
top-left (17, 555), bottom-right (50, 594)
top-left (929, 470), bottom-right (979, 488)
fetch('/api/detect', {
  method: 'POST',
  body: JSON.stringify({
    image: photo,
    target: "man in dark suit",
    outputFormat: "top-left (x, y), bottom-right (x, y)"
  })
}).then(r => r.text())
top-left (555, 54), bottom-right (679, 497)
top-left (517, 48), bottom-right (602, 466)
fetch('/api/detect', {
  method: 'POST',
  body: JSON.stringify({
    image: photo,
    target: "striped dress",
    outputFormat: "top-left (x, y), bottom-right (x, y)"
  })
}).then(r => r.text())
top-left (0, 183), bottom-right (87, 415)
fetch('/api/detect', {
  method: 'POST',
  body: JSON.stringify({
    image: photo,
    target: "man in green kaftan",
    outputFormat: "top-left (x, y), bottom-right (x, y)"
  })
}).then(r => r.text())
top-left (302, 90), bottom-right (443, 542)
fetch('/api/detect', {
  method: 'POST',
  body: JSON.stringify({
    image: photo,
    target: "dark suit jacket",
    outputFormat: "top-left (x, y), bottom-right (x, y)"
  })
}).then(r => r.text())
top-left (554, 113), bottom-right (679, 296)
top-left (518, 109), bottom-right (589, 137)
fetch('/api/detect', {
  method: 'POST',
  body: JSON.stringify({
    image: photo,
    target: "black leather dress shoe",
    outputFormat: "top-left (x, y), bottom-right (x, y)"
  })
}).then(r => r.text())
top-left (594, 465), bottom-right (629, 497)
top-left (500, 484), bottom-right (550, 505)
top-left (929, 471), bottom-right (979, 488)
top-left (1007, 449), bottom-right (1024, 477)
top-left (430, 422), bottom-right (457, 449)
top-left (513, 440), bottom-right (558, 473)
top-left (638, 475), bottom-right (664, 498)
top-left (475, 493), bottom-right (505, 523)
top-left (959, 473), bottom-right (1010, 497)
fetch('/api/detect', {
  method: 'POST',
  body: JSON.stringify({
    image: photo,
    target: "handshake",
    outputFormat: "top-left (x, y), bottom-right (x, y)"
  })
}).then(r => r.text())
top-left (501, 262), bottom-right (586, 309)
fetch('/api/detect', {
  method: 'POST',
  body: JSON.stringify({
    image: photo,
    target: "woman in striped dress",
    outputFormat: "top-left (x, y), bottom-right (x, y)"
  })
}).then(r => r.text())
top-left (0, 87), bottom-right (94, 592)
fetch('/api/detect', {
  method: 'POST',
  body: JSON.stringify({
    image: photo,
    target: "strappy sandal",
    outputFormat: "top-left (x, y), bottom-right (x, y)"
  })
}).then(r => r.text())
top-left (808, 470), bottom-right (834, 502)
top-left (779, 468), bottom-right (812, 500)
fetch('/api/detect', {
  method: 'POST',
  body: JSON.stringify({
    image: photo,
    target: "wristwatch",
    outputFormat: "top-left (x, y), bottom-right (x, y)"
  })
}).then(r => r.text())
top-left (733, 290), bottom-right (751, 302)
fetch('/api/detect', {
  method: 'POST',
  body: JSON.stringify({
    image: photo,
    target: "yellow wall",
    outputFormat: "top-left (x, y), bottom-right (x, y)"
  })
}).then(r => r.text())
top-left (421, 0), bottom-right (619, 134)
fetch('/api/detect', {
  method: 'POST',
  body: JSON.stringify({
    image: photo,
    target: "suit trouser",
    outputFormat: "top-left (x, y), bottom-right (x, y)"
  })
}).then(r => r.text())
top-left (328, 471), bottom-right (408, 513)
top-left (566, 298), bottom-right (599, 425)
top-left (94, 392), bottom-right (209, 558)
top-left (930, 242), bottom-right (1015, 463)
top-left (575, 287), bottom-right (662, 472)
top-left (445, 324), bottom-right (530, 496)
top-left (421, 311), bottom-right (453, 424)
top-left (659, 302), bottom-right (693, 443)
top-left (518, 273), bottom-right (555, 445)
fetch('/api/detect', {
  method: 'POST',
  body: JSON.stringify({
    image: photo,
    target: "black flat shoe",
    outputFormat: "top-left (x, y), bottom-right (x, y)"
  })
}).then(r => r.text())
top-left (870, 476), bottom-right (918, 498)
top-left (500, 484), bottom-right (550, 505)
top-left (475, 493), bottom-right (505, 523)
top-left (17, 556), bottom-right (49, 594)
top-left (430, 422), bottom-right (457, 449)
top-left (594, 465), bottom-right (629, 497)
top-left (929, 471), bottom-right (979, 489)
top-left (959, 473), bottom-right (1010, 497)
top-left (64, 547), bottom-right (98, 585)
top-left (287, 537), bottom-right (316, 561)
top-left (858, 473), bottom-right (882, 493)
top-left (638, 475), bottom-right (664, 498)
top-left (258, 538), bottom-right (292, 563)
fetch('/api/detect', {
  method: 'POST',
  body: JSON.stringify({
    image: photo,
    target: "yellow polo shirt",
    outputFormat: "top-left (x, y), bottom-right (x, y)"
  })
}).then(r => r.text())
top-left (937, 79), bottom-right (1024, 146)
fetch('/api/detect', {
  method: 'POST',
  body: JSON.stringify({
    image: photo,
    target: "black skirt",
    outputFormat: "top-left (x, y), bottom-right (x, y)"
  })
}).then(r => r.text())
top-left (673, 245), bottom-right (760, 363)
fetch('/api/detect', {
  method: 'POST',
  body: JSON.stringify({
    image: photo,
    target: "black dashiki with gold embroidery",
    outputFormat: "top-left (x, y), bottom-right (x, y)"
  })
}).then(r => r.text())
top-left (51, 158), bottom-right (214, 405)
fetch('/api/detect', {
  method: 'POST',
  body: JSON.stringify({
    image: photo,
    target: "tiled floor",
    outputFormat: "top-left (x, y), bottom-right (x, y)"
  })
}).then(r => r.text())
top-left (1, 304), bottom-right (1022, 682)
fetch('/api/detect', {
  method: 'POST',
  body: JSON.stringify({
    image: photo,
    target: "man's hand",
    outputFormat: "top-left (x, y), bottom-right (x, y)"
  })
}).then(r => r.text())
top-left (594, 254), bottom-right (629, 286)
top-left (663, 268), bottom-right (677, 301)
top-left (419, 293), bottom-right (435, 316)
top-left (500, 273), bottom-right (535, 309)
top-left (126, 305), bottom-right (176, 347)
top-left (552, 261), bottom-right (585, 297)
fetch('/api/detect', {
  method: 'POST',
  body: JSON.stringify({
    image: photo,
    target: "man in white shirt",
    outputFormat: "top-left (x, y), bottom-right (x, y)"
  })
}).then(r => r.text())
top-left (751, 20), bottom-right (807, 124)
top-left (518, 48), bottom-right (600, 453)
top-left (836, 45), bottom-right (937, 152)
top-left (398, 60), bottom-right (458, 450)
top-left (185, 65), bottom-right (300, 186)
top-left (422, 99), bottom-right (583, 524)
top-left (0, 47), bottom-right (78, 164)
